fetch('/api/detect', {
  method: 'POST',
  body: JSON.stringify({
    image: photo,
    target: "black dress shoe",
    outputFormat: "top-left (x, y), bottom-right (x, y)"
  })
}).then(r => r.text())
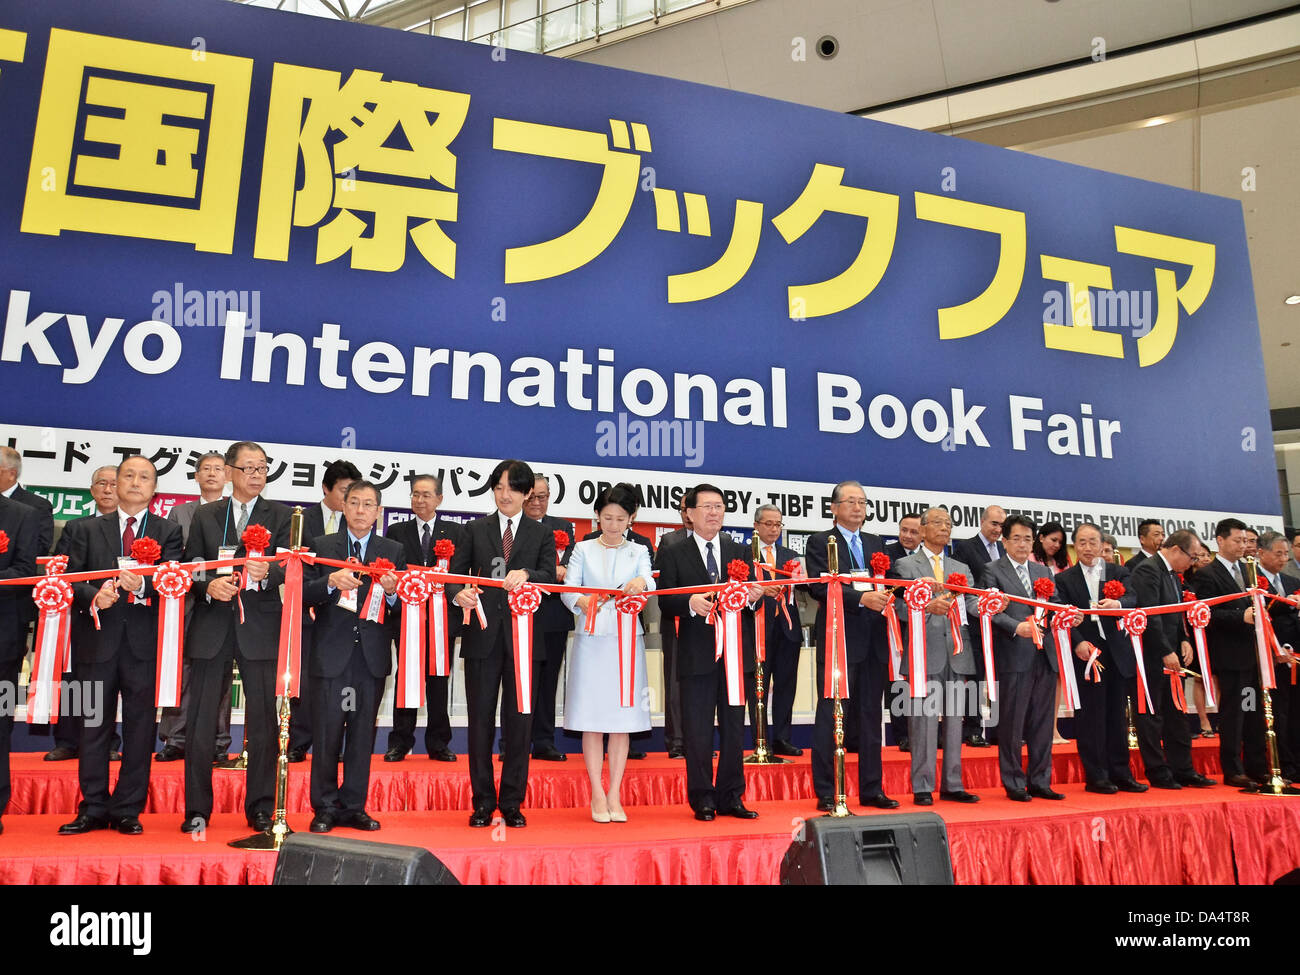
top-left (940, 790), bottom-right (981, 803)
top-left (309, 812), bottom-right (336, 833)
top-left (1006, 788), bottom-right (1031, 802)
top-left (154, 744), bottom-right (184, 762)
top-left (113, 816), bottom-right (144, 835)
top-left (772, 739), bottom-right (804, 757)
top-left (1028, 786), bottom-right (1065, 800)
top-left (501, 808), bottom-right (527, 828)
top-left (627, 749), bottom-right (647, 760)
top-left (248, 811), bottom-right (272, 832)
top-left (1113, 778), bottom-right (1149, 793)
top-left (44, 746), bottom-right (77, 762)
top-left (429, 748), bottom-right (457, 762)
top-left (287, 748), bottom-right (307, 763)
top-left (815, 796), bottom-right (834, 812)
top-left (58, 814), bottom-right (110, 835)
top-left (913, 791), bottom-right (933, 806)
top-left (861, 793), bottom-right (900, 809)
top-left (468, 806), bottom-right (494, 828)
top-left (667, 746), bottom-right (686, 759)
top-left (1178, 773), bottom-right (1216, 788)
top-left (965, 734), bottom-right (991, 748)
top-left (1148, 777), bottom-right (1182, 790)
top-left (342, 811), bottom-right (381, 831)
top-left (694, 807), bottom-right (717, 821)
top-left (897, 738), bottom-right (911, 752)
top-left (532, 744), bottom-right (566, 761)
top-left (383, 747), bottom-right (407, 762)
top-left (180, 816), bottom-right (207, 834)
top-left (1085, 780), bottom-right (1119, 795)
top-left (717, 803), bottom-right (758, 819)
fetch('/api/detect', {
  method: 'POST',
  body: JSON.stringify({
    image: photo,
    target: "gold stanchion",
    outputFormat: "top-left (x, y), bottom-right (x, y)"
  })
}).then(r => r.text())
top-left (745, 535), bottom-right (790, 766)
top-left (827, 535), bottom-right (850, 817)
top-left (215, 662), bottom-right (248, 770)
top-left (1238, 557), bottom-right (1300, 797)
top-left (1126, 697), bottom-right (1139, 750)
top-left (230, 505), bottom-right (305, 849)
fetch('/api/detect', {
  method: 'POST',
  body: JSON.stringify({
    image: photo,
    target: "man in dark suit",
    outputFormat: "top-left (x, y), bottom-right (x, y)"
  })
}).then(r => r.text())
top-left (287, 459), bottom-right (361, 762)
top-left (0, 494), bottom-right (38, 836)
top-left (883, 512), bottom-right (922, 564)
top-left (1056, 522), bottom-right (1147, 794)
top-left (58, 456), bottom-right (184, 835)
top-left (1125, 519), bottom-right (1165, 569)
top-left (524, 473), bottom-right (576, 761)
top-left (46, 465), bottom-right (120, 763)
top-left (447, 459), bottom-right (556, 828)
top-left (385, 474), bottom-right (462, 762)
top-left (1130, 529), bottom-right (1209, 788)
top-left (157, 451), bottom-right (231, 763)
top-left (953, 504), bottom-right (1006, 748)
top-left (982, 514), bottom-right (1063, 800)
top-left (657, 484), bottom-right (762, 820)
top-left (302, 480), bottom-right (404, 832)
top-left (653, 496), bottom-right (693, 759)
top-left (747, 504), bottom-right (803, 756)
top-left (805, 480), bottom-right (900, 812)
top-left (1187, 518), bottom-right (1266, 787)
top-left (181, 441), bottom-right (291, 833)
top-left (0, 446), bottom-right (54, 557)
top-left (1256, 531), bottom-right (1300, 779)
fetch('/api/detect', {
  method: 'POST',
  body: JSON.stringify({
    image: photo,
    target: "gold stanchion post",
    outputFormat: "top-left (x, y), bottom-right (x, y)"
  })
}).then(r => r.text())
top-left (1239, 556), bottom-right (1300, 797)
top-left (745, 535), bottom-right (790, 766)
top-left (827, 535), bottom-right (850, 817)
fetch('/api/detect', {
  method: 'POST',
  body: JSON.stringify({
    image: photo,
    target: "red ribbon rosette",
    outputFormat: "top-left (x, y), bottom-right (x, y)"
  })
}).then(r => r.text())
top-left (902, 578), bottom-right (934, 696)
top-left (28, 576), bottom-right (74, 724)
top-left (153, 562), bottom-right (192, 708)
top-left (433, 538), bottom-right (455, 562)
top-left (977, 590), bottom-right (1009, 617)
top-left (241, 523), bottom-right (271, 554)
top-left (130, 536), bottom-right (161, 566)
top-left (615, 592), bottom-right (650, 707)
top-left (710, 579), bottom-right (750, 706)
top-left (903, 578), bottom-right (933, 612)
top-left (870, 551), bottom-right (891, 591)
top-left (1033, 576), bottom-right (1055, 599)
top-left (726, 558), bottom-right (750, 582)
top-left (1121, 608), bottom-right (1147, 636)
top-left (395, 571), bottom-right (433, 708)
top-left (944, 573), bottom-right (969, 655)
top-left (1183, 598), bottom-right (1214, 707)
top-left (1120, 608), bottom-right (1154, 713)
top-left (507, 583), bottom-right (543, 713)
top-left (1049, 603), bottom-right (1084, 708)
top-left (359, 557), bottom-right (396, 623)
top-left (945, 572), bottom-right (968, 589)
top-left (45, 554), bottom-right (69, 576)
top-left (1102, 579), bottom-right (1125, 600)
top-left (975, 590), bottom-right (1007, 701)
top-left (552, 529), bottom-right (569, 559)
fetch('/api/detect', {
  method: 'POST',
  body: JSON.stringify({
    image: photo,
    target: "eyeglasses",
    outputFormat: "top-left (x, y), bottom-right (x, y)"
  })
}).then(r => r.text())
top-left (756, 520), bottom-right (783, 529)
top-left (410, 491), bottom-right (439, 501)
top-left (92, 479), bottom-right (116, 488)
top-left (346, 499), bottom-right (379, 510)
top-left (232, 465), bottom-right (269, 476)
top-left (694, 503), bottom-right (725, 513)
top-left (835, 498), bottom-right (867, 506)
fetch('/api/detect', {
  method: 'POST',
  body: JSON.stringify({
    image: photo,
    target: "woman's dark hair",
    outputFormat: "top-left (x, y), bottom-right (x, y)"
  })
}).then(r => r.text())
top-left (595, 483), bottom-right (641, 518)
top-left (1033, 521), bottom-right (1070, 570)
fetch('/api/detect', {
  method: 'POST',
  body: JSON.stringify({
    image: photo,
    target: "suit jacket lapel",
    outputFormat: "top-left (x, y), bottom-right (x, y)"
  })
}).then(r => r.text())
top-left (100, 513), bottom-right (119, 559)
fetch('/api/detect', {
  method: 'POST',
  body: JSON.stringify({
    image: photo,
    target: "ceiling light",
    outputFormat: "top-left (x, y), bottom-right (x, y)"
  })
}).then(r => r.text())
top-left (1286, 295), bottom-right (1300, 305)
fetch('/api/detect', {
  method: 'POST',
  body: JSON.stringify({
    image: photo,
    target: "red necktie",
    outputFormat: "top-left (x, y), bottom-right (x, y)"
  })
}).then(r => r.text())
top-left (502, 519), bottom-right (514, 563)
top-left (122, 515), bottom-right (136, 553)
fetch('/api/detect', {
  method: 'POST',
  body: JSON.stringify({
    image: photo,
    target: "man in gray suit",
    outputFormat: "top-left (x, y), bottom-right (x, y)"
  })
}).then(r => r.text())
top-left (1287, 530), bottom-right (1300, 581)
top-left (893, 508), bottom-right (980, 805)
top-left (981, 514), bottom-right (1063, 801)
top-left (156, 451), bottom-right (231, 762)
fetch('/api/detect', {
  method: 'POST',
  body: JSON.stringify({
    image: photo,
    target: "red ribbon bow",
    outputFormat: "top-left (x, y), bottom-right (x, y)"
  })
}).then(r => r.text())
top-left (395, 572), bottom-right (433, 708)
top-left (1102, 579), bottom-right (1125, 600)
top-left (903, 578), bottom-right (933, 697)
top-left (29, 577), bottom-right (74, 724)
top-left (241, 523), bottom-right (272, 553)
top-left (434, 538), bottom-right (455, 562)
top-left (153, 562), bottom-right (192, 708)
top-left (507, 583), bottom-right (543, 713)
top-left (130, 536), bottom-right (161, 565)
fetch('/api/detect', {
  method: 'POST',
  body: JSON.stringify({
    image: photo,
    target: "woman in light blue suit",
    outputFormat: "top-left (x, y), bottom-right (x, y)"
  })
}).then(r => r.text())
top-left (562, 484), bottom-right (654, 823)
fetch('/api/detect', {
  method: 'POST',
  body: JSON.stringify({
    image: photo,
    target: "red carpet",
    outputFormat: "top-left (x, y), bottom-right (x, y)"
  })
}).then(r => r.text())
top-left (2, 784), bottom-right (1297, 885)
top-left (3, 740), bottom-right (1224, 816)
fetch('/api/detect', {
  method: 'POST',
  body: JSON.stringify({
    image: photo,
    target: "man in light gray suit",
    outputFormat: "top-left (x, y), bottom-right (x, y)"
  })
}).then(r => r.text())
top-left (893, 508), bottom-right (980, 805)
top-left (981, 514), bottom-right (1063, 801)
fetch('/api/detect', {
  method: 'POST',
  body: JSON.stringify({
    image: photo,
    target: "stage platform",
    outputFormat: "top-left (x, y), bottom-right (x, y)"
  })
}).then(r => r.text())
top-left (2, 740), bottom-right (1224, 816)
top-left (2, 784), bottom-right (1297, 885)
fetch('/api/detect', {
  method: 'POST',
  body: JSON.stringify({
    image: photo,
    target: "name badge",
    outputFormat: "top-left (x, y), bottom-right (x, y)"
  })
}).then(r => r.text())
top-left (117, 557), bottom-right (138, 572)
top-left (338, 587), bottom-right (359, 613)
top-left (852, 570), bottom-right (870, 592)
top-left (217, 546), bottom-right (237, 576)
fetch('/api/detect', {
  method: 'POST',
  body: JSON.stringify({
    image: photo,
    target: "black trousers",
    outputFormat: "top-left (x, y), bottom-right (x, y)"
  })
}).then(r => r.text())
top-left (1215, 667), bottom-right (1267, 779)
top-left (812, 655), bottom-right (888, 799)
top-left (52, 667), bottom-right (120, 754)
top-left (531, 630), bottom-right (569, 749)
top-left (0, 660), bottom-right (19, 815)
top-left (310, 646), bottom-right (384, 814)
top-left (75, 645), bottom-right (156, 819)
top-left (1073, 658), bottom-right (1133, 785)
top-left (680, 666), bottom-right (747, 811)
top-left (997, 655), bottom-right (1057, 791)
top-left (390, 674), bottom-right (453, 754)
top-left (184, 648), bottom-right (276, 823)
top-left (963, 627), bottom-right (995, 739)
top-left (464, 640), bottom-right (532, 811)
top-left (1136, 664), bottom-right (1195, 781)
top-left (157, 659), bottom-right (232, 753)
top-left (747, 631), bottom-right (800, 746)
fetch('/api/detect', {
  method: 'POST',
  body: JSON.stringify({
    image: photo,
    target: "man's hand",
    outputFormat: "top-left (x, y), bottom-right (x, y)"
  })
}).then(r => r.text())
top-left (93, 583), bottom-right (119, 610)
top-left (925, 595), bottom-right (952, 617)
top-left (689, 592), bottom-right (715, 617)
top-left (762, 585), bottom-right (783, 599)
top-left (502, 569), bottom-right (529, 591)
top-left (859, 589), bottom-right (891, 612)
top-left (328, 567), bottom-right (362, 591)
top-left (746, 583), bottom-right (764, 603)
top-left (379, 571), bottom-right (399, 596)
top-left (1096, 598), bottom-right (1121, 610)
top-left (1074, 641), bottom-right (1095, 662)
top-left (207, 576), bottom-right (240, 602)
top-left (1163, 652), bottom-right (1180, 671)
top-left (245, 558), bottom-right (270, 583)
top-left (1244, 604), bottom-right (1256, 625)
top-left (556, 565), bottom-right (567, 582)
top-left (453, 588), bottom-right (479, 609)
top-left (1015, 619), bottom-right (1039, 639)
top-left (117, 569), bottom-right (143, 593)
top-left (1180, 641), bottom-right (1193, 666)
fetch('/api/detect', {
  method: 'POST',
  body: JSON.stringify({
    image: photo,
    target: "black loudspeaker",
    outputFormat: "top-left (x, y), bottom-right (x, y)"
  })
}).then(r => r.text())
top-left (779, 813), bottom-right (953, 885)
top-left (272, 834), bottom-right (460, 886)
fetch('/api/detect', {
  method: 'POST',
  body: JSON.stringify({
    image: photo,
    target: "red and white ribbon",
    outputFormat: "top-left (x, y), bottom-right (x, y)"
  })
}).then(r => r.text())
top-left (360, 560), bottom-right (393, 624)
top-left (903, 579), bottom-right (933, 698)
top-left (428, 558), bottom-right (453, 677)
top-left (947, 601), bottom-right (964, 656)
top-left (710, 581), bottom-right (750, 706)
top-left (1084, 647), bottom-right (1102, 683)
top-left (882, 597), bottom-right (903, 682)
top-left (1251, 590), bottom-right (1278, 690)
top-left (1050, 604), bottom-right (1083, 710)
top-left (396, 572), bottom-right (431, 709)
top-left (823, 574), bottom-right (851, 698)
top-left (28, 577), bottom-right (73, 724)
top-left (615, 593), bottom-right (648, 708)
top-left (275, 548), bottom-right (311, 699)
top-left (1184, 600), bottom-right (1215, 708)
top-left (976, 590), bottom-right (1007, 703)
top-left (243, 547), bottom-right (264, 592)
top-left (1164, 668), bottom-right (1188, 712)
top-left (1119, 609), bottom-right (1154, 713)
top-left (153, 562), bottom-right (191, 708)
top-left (752, 559), bottom-right (767, 665)
top-left (507, 583), bottom-right (542, 713)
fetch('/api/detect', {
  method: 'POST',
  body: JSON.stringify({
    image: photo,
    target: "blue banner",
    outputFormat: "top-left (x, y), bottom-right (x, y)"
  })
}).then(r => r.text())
top-left (0, 0), bottom-right (1277, 518)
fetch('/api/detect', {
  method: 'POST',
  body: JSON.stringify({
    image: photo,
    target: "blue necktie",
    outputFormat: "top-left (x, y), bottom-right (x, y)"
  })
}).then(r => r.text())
top-left (705, 541), bottom-right (718, 582)
top-left (847, 532), bottom-right (864, 570)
